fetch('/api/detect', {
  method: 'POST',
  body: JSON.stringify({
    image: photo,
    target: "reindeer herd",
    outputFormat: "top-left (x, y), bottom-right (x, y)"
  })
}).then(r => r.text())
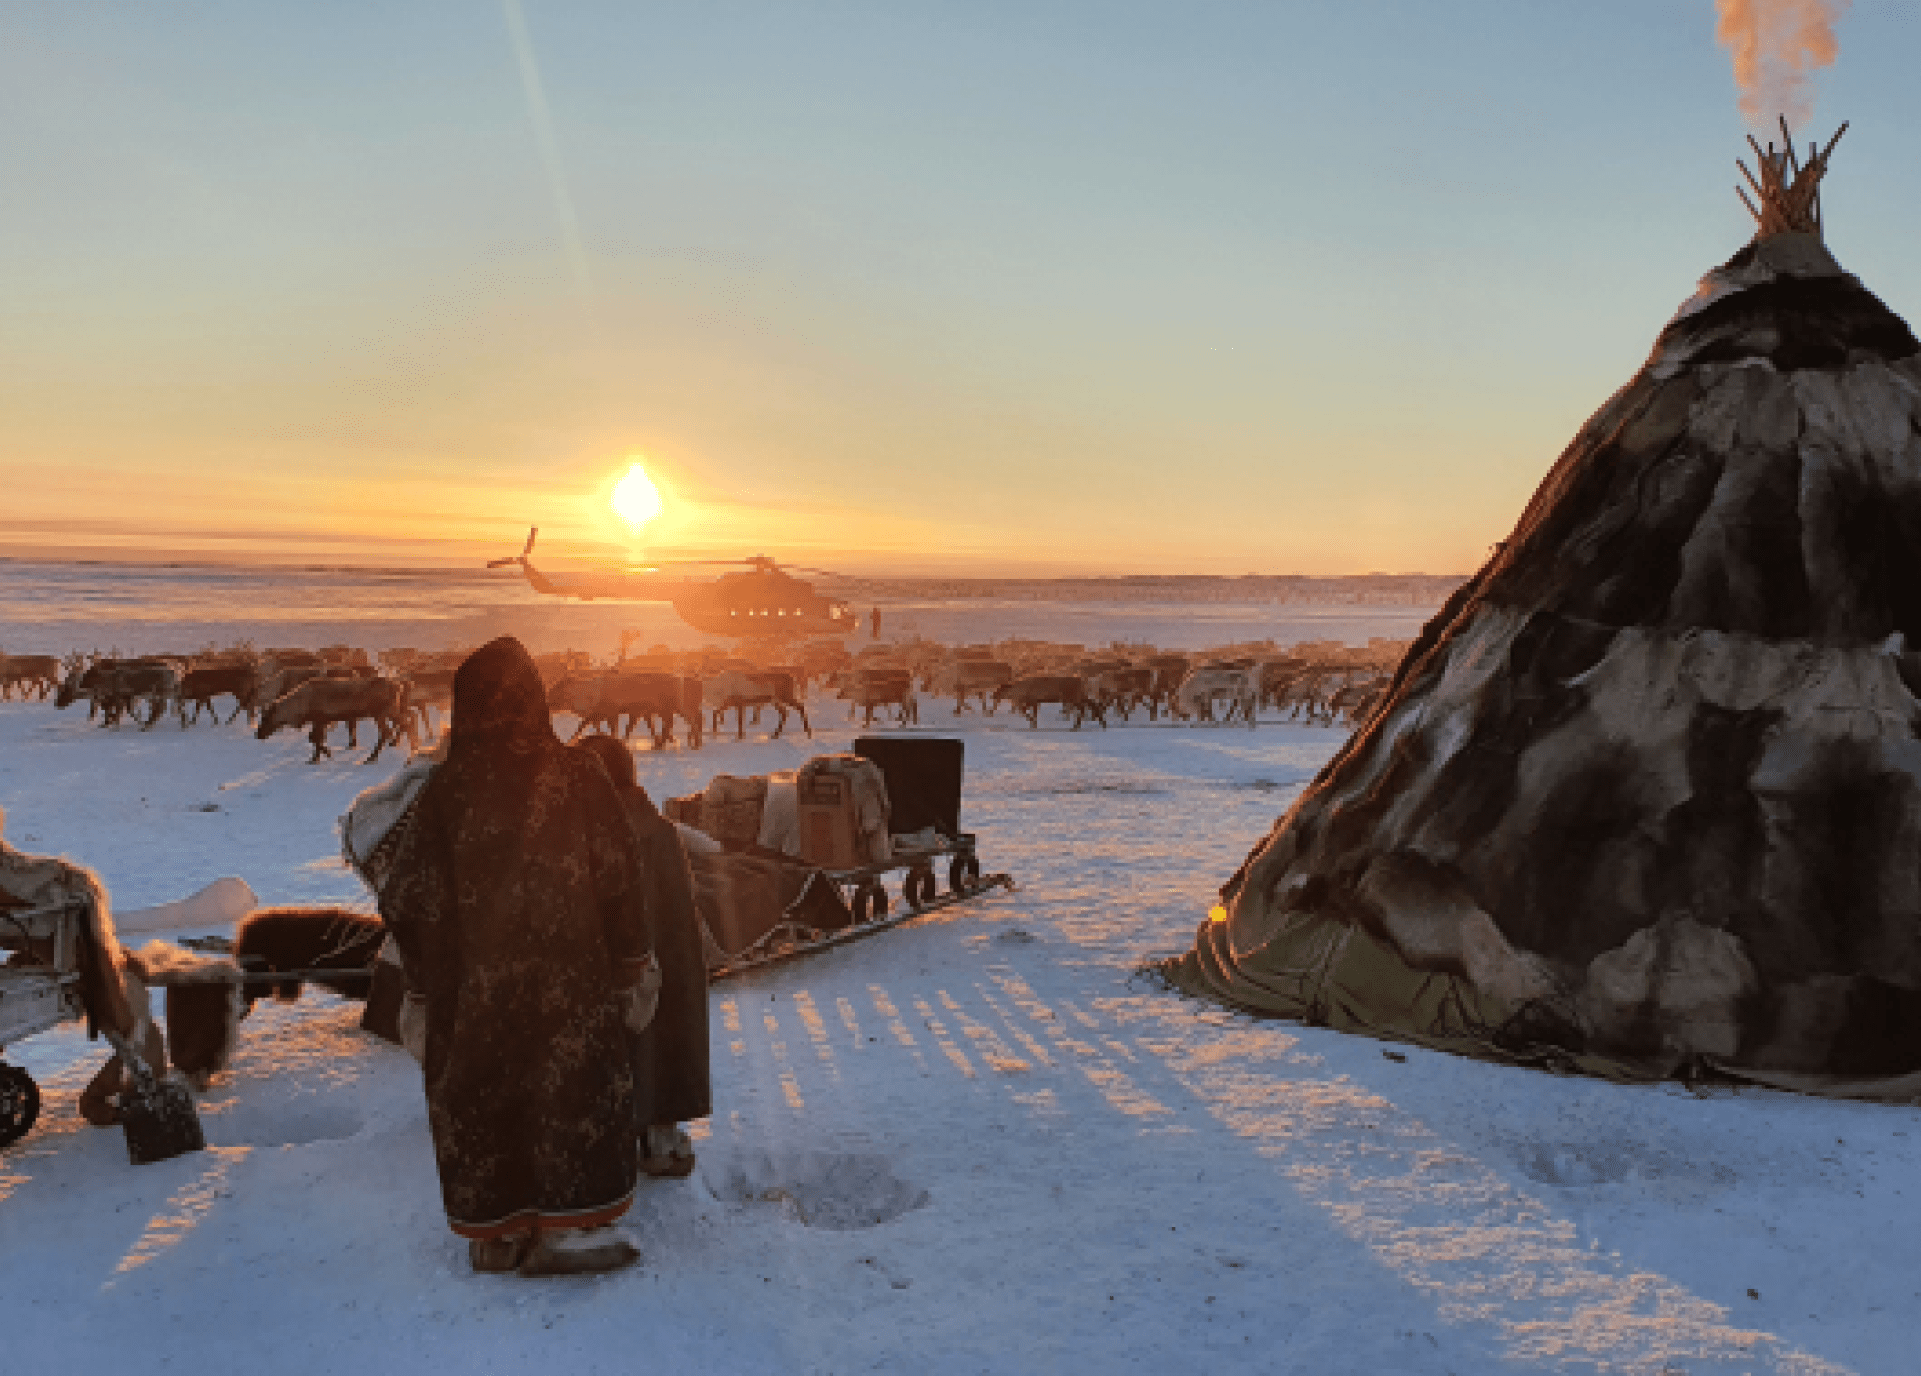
top-left (0, 634), bottom-right (1405, 763)
top-left (32, 646), bottom-right (426, 762)
top-left (911, 638), bottom-right (1400, 730)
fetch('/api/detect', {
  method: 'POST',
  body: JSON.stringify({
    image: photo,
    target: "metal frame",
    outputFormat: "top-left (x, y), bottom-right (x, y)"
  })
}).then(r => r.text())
top-left (710, 833), bottom-right (1012, 980)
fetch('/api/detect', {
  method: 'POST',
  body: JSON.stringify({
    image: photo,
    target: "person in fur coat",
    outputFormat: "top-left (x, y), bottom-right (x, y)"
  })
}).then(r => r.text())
top-left (380, 637), bottom-right (658, 1277)
top-left (575, 735), bottom-right (711, 1177)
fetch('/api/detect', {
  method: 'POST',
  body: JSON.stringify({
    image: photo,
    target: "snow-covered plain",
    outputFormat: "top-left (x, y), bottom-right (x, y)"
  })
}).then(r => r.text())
top-left (4, 686), bottom-right (1919, 1375)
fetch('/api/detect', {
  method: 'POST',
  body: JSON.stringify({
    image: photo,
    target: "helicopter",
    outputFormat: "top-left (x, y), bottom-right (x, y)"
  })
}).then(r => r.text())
top-left (486, 528), bottom-right (860, 638)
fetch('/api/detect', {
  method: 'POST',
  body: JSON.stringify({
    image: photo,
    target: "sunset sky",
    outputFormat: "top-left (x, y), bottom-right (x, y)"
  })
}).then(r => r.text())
top-left (5, 2), bottom-right (1918, 576)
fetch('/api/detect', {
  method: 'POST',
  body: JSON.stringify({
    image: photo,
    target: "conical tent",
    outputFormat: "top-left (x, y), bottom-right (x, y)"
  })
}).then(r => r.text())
top-left (1161, 130), bottom-right (1921, 1098)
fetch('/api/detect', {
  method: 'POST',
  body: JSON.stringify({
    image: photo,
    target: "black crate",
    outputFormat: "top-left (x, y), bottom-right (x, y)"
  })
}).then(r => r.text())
top-left (853, 737), bottom-right (964, 838)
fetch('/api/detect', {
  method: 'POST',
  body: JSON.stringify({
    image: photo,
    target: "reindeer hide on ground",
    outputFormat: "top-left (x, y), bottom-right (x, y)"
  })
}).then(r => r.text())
top-left (130, 940), bottom-right (243, 1090)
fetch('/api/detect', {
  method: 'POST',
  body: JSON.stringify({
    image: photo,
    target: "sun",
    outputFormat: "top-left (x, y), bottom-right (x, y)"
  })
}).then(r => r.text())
top-left (611, 463), bottom-right (662, 527)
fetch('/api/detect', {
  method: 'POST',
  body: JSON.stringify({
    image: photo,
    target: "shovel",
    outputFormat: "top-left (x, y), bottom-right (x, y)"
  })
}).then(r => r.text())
top-left (101, 1027), bottom-right (206, 1165)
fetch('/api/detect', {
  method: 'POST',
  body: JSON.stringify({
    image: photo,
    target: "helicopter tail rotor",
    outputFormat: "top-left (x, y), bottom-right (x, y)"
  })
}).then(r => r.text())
top-left (486, 527), bottom-right (539, 569)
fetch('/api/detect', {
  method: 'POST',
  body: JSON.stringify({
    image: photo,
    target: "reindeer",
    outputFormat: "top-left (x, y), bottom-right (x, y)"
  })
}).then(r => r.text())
top-left (1174, 666), bottom-right (1261, 728)
top-left (56, 657), bottom-right (180, 728)
top-left (1143, 655), bottom-right (1190, 721)
top-left (993, 675), bottom-right (1106, 729)
top-left (256, 676), bottom-right (412, 763)
top-left (54, 655), bottom-right (104, 719)
top-left (176, 665), bottom-right (258, 726)
top-left (401, 667), bottom-right (457, 738)
top-left (1087, 665), bottom-right (1155, 722)
top-left (551, 672), bottom-right (701, 748)
top-left (548, 674), bottom-right (623, 740)
top-left (704, 670), bottom-right (810, 740)
top-left (0, 654), bottom-right (61, 700)
top-left (246, 655), bottom-right (325, 720)
top-left (1325, 674), bottom-right (1388, 725)
top-left (1264, 667), bottom-right (1327, 722)
top-left (930, 658), bottom-right (1013, 714)
top-left (838, 668), bottom-right (918, 727)
top-left (105, 661), bottom-right (181, 729)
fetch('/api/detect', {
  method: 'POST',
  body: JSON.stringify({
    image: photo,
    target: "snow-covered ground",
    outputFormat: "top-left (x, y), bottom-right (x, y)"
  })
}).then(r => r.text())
top-left (4, 691), bottom-right (1918, 1375)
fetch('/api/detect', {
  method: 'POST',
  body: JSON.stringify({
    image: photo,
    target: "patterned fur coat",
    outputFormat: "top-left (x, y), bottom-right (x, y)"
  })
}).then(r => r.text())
top-left (381, 638), bottom-right (650, 1239)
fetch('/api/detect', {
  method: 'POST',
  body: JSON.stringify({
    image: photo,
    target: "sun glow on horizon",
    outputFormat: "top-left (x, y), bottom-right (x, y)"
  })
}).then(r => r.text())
top-left (611, 462), bottom-right (663, 528)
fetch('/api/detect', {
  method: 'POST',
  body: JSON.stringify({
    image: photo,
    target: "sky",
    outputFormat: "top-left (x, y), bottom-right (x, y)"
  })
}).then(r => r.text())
top-left (4, 1), bottom-right (1918, 576)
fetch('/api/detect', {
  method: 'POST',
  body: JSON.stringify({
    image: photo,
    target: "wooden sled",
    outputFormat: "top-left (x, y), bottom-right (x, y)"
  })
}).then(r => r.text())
top-left (710, 832), bottom-right (1013, 980)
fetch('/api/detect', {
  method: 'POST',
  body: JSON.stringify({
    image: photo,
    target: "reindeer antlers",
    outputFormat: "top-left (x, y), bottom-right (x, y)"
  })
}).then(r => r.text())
top-left (1737, 118), bottom-right (1848, 239)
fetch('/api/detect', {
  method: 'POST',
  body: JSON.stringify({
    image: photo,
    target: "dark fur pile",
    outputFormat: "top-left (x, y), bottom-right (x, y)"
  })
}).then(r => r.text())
top-left (166, 982), bottom-right (240, 1088)
top-left (121, 912), bottom-right (385, 1091)
top-left (233, 905), bottom-right (385, 1008)
top-left (127, 940), bottom-right (243, 1091)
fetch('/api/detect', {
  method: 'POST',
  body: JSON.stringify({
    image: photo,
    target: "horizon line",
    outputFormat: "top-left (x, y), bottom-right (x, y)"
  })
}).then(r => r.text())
top-left (0, 548), bottom-right (1474, 583)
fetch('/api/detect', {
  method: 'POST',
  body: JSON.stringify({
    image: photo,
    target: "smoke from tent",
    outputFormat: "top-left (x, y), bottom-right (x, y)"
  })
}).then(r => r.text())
top-left (1715, 0), bottom-right (1850, 129)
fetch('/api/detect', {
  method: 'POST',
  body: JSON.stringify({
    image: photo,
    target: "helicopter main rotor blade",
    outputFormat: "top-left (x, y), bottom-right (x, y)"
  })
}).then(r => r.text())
top-left (647, 556), bottom-right (846, 578)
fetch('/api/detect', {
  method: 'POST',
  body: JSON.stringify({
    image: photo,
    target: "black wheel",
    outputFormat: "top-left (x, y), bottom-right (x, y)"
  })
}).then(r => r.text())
top-left (949, 852), bottom-right (982, 896)
top-left (852, 881), bottom-right (889, 923)
top-left (0, 1063), bottom-right (41, 1150)
top-left (904, 868), bottom-right (937, 910)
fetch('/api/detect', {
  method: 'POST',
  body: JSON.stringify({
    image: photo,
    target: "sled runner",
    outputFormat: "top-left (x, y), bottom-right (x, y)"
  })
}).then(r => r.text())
top-left (709, 830), bottom-right (1014, 980)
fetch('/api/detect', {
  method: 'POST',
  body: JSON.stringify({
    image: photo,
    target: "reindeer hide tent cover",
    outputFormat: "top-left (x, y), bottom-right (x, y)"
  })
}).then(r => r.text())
top-left (1161, 136), bottom-right (1921, 1099)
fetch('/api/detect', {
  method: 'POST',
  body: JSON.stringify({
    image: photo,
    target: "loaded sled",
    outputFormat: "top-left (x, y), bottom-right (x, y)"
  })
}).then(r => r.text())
top-left (674, 737), bottom-right (1013, 979)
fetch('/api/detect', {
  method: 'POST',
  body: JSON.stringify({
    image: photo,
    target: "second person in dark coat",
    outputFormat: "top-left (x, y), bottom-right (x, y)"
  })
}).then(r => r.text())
top-left (576, 734), bottom-right (712, 1176)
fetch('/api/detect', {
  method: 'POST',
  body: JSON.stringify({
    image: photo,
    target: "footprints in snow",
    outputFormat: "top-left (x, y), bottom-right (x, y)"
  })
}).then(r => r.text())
top-left (702, 1148), bottom-right (929, 1231)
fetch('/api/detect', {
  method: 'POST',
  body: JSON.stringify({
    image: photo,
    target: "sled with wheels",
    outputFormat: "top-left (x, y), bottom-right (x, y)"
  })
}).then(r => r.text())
top-left (708, 737), bottom-right (1013, 979)
top-left (829, 735), bottom-right (1007, 921)
top-left (831, 831), bottom-right (997, 924)
top-left (709, 830), bottom-right (1014, 981)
